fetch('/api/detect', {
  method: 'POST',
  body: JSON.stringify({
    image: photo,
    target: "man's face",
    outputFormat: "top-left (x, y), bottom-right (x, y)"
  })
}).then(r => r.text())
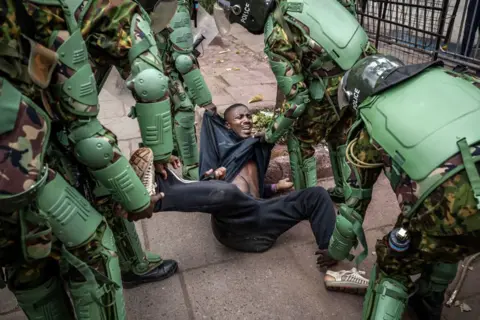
top-left (226, 106), bottom-right (253, 138)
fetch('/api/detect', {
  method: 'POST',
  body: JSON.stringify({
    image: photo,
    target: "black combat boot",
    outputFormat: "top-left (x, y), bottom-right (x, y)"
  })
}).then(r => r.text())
top-left (122, 259), bottom-right (178, 289)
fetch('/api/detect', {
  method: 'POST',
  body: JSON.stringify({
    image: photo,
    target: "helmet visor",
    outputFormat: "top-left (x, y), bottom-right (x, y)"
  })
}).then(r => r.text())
top-left (213, 1), bottom-right (232, 36)
top-left (149, 0), bottom-right (178, 33)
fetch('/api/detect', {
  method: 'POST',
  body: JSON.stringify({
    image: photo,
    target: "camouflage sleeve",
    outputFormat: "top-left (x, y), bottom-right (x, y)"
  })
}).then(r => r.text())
top-left (265, 20), bottom-right (308, 100)
top-left (79, 0), bottom-right (143, 73)
top-left (0, 2), bottom-right (53, 197)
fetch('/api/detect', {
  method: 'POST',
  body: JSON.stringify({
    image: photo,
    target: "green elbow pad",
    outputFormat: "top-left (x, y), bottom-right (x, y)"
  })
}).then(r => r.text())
top-left (182, 69), bottom-right (212, 107)
top-left (265, 115), bottom-right (295, 144)
top-left (90, 155), bottom-right (150, 213)
top-left (132, 100), bottom-right (174, 162)
top-left (37, 173), bottom-right (103, 248)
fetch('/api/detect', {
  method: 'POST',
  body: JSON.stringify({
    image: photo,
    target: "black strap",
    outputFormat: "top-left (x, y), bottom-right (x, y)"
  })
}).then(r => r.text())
top-left (13, 1), bottom-right (35, 40)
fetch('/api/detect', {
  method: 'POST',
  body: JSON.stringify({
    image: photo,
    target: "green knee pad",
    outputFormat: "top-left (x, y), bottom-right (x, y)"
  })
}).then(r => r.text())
top-left (14, 277), bottom-right (74, 320)
top-left (362, 265), bottom-right (409, 320)
top-left (91, 155), bottom-right (151, 214)
top-left (174, 110), bottom-right (199, 167)
top-left (287, 135), bottom-right (317, 189)
top-left (417, 262), bottom-right (458, 298)
top-left (65, 226), bottom-right (126, 320)
top-left (130, 99), bottom-right (174, 163)
top-left (37, 173), bottom-right (103, 248)
top-left (109, 217), bottom-right (162, 275)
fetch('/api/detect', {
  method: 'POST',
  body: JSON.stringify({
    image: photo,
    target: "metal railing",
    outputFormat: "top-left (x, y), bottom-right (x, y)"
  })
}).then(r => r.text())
top-left (356, 0), bottom-right (480, 73)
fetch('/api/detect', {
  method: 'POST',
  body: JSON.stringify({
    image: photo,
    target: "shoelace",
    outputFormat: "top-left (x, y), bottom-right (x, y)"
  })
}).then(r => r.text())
top-left (342, 271), bottom-right (369, 285)
top-left (142, 162), bottom-right (157, 196)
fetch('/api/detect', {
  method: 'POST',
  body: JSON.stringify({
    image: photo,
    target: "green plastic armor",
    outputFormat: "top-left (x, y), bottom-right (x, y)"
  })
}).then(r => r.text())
top-left (362, 265), bottom-right (409, 320)
top-left (13, 277), bottom-right (74, 320)
top-left (127, 12), bottom-right (174, 163)
top-left (284, 0), bottom-right (369, 71)
top-left (169, 0), bottom-right (212, 108)
top-left (360, 67), bottom-right (480, 182)
top-left (329, 63), bottom-right (480, 320)
top-left (36, 172), bottom-right (126, 319)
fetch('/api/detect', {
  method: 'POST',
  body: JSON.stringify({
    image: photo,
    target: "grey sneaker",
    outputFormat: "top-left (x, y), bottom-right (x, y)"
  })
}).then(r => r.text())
top-left (324, 267), bottom-right (369, 295)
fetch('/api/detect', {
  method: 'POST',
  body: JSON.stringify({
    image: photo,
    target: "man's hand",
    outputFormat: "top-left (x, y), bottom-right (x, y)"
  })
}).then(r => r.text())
top-left (252, 131), bottom-right (266, 143)
top-left (154, 155), bottom-right (181, 180)
top-left (203, 103), bottom-right (217, 114)
top-left (115, 192), bottom-right (164, 222)
top-left (203, 167), bottom-right (226, 180)
top-left (276, 178), bottom-right (293, 191)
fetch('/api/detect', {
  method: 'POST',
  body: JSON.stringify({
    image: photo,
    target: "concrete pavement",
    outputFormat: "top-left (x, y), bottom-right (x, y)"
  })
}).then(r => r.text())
top-left (1, 31), bottom-right (480, 320)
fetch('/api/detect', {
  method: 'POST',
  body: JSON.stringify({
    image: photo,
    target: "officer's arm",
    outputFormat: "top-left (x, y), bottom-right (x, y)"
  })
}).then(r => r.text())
top-left (83, 1), bottom-right (174, 164)
top-left (167, 0), bottom-right (213, 109)
top-left (23, 1), bottom-right (152, 214)
top-left (263, 21), bottom-right (310, 144)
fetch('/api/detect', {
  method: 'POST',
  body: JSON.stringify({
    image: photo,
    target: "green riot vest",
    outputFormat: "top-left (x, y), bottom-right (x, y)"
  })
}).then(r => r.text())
top-left (359, 67), bottom-right (480, 211)
top-left (282, 0), bottom-right (369, 71)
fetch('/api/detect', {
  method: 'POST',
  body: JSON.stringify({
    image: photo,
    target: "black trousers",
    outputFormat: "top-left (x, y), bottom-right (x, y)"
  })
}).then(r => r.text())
top-left (154, 171), bottom-right (336, 253)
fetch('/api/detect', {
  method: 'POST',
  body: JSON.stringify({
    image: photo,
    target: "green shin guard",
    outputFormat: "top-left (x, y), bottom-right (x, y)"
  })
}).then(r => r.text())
top-left (176, 63), bottom-right (212, 107)
top-left (64, 226), bottom-right (126, 320)
top-left (362, 265), bottom-right (409, 320)
top-left (327, 143), bottom-right (346, 202)
top-left (14, 277), bottom-right (74, 320)
top-left (37, 173), bottom-right (103, 247)
top-left (129, 99), bottom-right (174, 163)
top-left (287, 135), bottom-right (317, 189)
top-left (110, 217), bottom-right (162, 275)
top-left (174, 110), bottom-right (199, 180)
top-left (91, 155), bottom-right (150, 214)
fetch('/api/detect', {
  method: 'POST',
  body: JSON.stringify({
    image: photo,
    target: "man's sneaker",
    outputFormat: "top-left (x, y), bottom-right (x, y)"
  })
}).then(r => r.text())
top-left (129, 147), bottom-right (156, 196)
top-left (324, 267), bottom-right (369, 295)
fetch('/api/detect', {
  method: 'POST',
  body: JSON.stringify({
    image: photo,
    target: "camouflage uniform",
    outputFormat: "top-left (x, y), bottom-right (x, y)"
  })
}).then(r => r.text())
top-left (0, 0), bottom-right (177, 318)
top-left (263, 0), bottom-right (376, 195)
top-left (327, 55), bottom-right (480, 319)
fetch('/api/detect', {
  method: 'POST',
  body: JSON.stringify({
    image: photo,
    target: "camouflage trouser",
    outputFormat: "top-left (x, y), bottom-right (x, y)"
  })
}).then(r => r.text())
top-left (348, 128), bottom-right (480, 290)
top-left (279, 77), bottom-right (355, 159)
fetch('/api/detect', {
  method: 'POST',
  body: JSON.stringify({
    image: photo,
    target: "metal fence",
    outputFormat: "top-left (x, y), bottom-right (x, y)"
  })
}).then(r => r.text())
top-left (356, 0), bottom-right (480, 73)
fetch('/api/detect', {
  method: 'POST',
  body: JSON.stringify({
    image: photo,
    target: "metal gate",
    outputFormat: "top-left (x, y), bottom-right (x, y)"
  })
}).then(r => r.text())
top-left (356, 0), bottom-right (480, 73)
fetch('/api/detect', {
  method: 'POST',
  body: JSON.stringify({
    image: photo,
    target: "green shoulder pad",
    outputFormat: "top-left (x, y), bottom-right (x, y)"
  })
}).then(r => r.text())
top-left (360, 68), bottom-right (480, 181)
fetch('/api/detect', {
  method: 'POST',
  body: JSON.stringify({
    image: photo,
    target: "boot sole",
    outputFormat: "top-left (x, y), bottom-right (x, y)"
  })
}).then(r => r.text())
top-left (324, 283), bottom-right (367, 295)
top-left (122, 263), bottom-right (179, 289)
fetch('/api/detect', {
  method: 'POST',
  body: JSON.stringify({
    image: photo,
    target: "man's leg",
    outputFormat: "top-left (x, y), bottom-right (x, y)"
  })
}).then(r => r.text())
top-left (156, 169), bottom-right (337, 255)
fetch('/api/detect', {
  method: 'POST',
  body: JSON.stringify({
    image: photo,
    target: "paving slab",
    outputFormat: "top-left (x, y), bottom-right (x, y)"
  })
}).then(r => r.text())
top-left (183, 245), bottom-right (341, 320)
top-left (124, 274), bottom-right (189, 320)
top-left (144, 211), bottom-right (247, 272)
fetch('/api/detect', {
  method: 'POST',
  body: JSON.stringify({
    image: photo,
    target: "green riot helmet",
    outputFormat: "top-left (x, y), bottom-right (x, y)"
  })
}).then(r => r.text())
top-left (213, 0), bottom-right (275, 35)
top-left (136, 0), bottom-right (178, 32)
top-left (337, 54), bottom-right (404, 111)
